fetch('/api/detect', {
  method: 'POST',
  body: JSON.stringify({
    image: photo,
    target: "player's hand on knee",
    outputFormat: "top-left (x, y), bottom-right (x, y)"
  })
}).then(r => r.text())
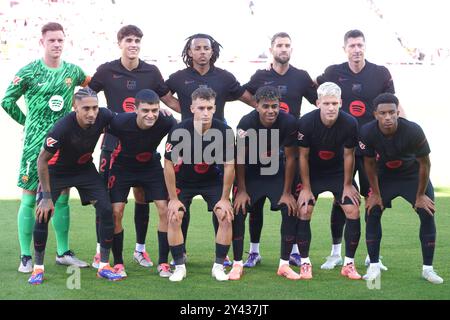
top-left (297, 189), bottom-right (315, 215)
top-left (414, 194), bottom-right (435, 216)
top-left (278, 192), bottom-right (297, 216)
top-left (342, 185), bottom-right (361, 206)
top-left (214, 199), bottom-right (234, 222)
top-left (233, 191), bottom-right (251, 215)
top-left (168, 199), bottom-right (185, 221)
top-left (36, 199), bottom-right (54, 223)
top-left (170, 209), bottom-right (184, 224)
top-left (365, 193), bottom-right (384, 213)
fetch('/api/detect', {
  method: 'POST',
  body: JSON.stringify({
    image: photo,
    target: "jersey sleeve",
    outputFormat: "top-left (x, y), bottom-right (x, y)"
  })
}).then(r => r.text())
top-left (88, 63), bottom-right (107, 93)
top-left (236, 116), bottom-right (252, 149)
top-left (302, 71), bottom-right (318, 105)
top-left (225, 71), bottom-right (245, 101)
top-left (223, 125), bottom-right (236, 163)
top-left (164, 126), bottom-right (180, 162)
top-left (297, 117), bottom-right (311, 148)
top-left (358, 125), bottom-right (376, 157)
top-left (408, 123), bottom-right (430, 157)
top-left (316, 65), bottom-right (334, 85)
top-left (282, 118), bottom-right (299, 147)
top-left (74, 65), bottom-right (89, 87)
top-left (43, 120), bottom-right (65, 154)
top-left (380, 66), bottom-right (395, 94)
top-left (243, 70), bottom-right (262, 95)
top-left (106, 113), bottom-right (121, 137)
top-left (344, 116), bottom-right (359, 149)
top-left (165, 72), bottom-right (177, 94)
top-left (1, 68), bottom-right (29, 125)
top-left (150, 66), bottom-right (170, 97)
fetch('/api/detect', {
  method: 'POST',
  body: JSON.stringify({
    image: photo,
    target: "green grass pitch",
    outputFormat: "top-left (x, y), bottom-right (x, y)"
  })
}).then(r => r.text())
top-left (0, 191), bottom-right (449, 300)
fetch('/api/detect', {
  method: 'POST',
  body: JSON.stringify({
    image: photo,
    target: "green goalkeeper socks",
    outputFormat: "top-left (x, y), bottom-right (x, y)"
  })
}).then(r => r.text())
top-left (52, 194), bottom-right (70, 256)
top-left (17, 193), bottom-right (36, 256)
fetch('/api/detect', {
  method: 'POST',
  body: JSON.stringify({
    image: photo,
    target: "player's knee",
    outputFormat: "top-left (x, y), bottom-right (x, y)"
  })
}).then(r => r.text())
top-left (168, 218), bottom-right (182, 230)
top-left (132, 187), bottom-right (146, 204)
top-left (298, 206), bottom-right (313, 220)
top-left (218, 217), bottom-right (232, 230)
top-left (95, 200), bottom-right (113, 223)
top-left (367, 205), bottom-right (383, 218)
top-left (343, 205), bottom-right (360, 219)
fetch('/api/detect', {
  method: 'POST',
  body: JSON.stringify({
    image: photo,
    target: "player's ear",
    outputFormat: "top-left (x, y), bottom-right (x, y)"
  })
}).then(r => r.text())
top-left (190, 104), bottom-right (195, 114)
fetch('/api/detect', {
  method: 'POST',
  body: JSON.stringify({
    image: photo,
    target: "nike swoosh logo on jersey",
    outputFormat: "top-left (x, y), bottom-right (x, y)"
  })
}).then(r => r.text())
top-left (113, 74), bottom-right (123, 79)
top-left (184, 80), bottom-right (195, 85)
top-left (338, 77), bottom-right (348, 82)
top-left (264, 81), bottom-right (274, 85)
top-left (37, 82), bottom-right (46, 86)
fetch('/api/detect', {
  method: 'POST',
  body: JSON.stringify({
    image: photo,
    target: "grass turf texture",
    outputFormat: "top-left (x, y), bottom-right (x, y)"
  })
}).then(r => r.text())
top-left (0, 195), bottom-right (449, 300)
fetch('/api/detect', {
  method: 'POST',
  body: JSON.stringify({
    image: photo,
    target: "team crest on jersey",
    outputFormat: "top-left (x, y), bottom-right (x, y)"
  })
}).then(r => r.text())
top-left (21, 175), bottom-right (29, 184)
top-left (127, 80), bottom-right (137, 90)
top-left (46, 137), bottom-right (58, 147)
top-left (65, 78), bottom-right (72, 87)
top-left (48, 95), bottom-right (64, 112)
top-left (237, 129), bottom-right (248, 139)
top-left (12, 76), bottom-right (22, 86)
top-left (165, 143), bottom-right (173, 153)
top-left (359, 141), bottom-right (366, 150)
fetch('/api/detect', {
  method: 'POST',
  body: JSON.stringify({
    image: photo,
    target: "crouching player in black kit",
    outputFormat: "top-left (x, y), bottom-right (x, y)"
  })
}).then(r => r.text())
top-left (28, 88), bottom-right (122, 285)
top-left (232, 86), bottom-right (299, 281)
top-left (164, 87), bottom-right (235, 282)
top-left (297, 82), bottom-right (362, 280)
top-left (360, 93), bottom-right (443, 284)
top-left (107, 89), bottom-right (177, 278)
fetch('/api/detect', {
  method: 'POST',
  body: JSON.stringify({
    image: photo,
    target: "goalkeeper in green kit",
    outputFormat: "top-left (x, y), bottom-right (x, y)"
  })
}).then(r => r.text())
top-left (1, 22), bottom-right (91, 272)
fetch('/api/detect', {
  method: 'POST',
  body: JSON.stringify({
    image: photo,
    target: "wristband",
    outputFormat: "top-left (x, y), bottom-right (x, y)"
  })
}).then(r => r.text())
top-left (42, 192), bottom-right (52, 199)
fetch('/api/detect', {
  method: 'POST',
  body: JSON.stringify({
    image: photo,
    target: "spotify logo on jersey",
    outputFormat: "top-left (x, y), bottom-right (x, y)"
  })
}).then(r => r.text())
top-left (48, 95), bottom-right (64, 112)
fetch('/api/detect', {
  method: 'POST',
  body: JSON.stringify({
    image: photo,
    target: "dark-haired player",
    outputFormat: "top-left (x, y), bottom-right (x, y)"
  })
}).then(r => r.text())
top-left (166, 34), bottom-right (254, 265)
top-left (316, 29), bottom-right (404, 270)
top-left (232, 86), bottom-right (299, 281)
top-left (1, 22), bottom-right (90, 273)
top-left (297, 82), bottom-right (362, 280)
top-left (107, 89), bottom-right (177, 278)
top-left (360, 93), bottom-right (443, 284)
top-left (241, 32), bottom-right (317, 268)
top-left (28, 88), bottom-right (122, 285)
top-left (164, 87), bottom-right (235, 282)
top-left (89, 25), bottom-right (180, 268)
top-left (166, 33), bottom-right (254, 121)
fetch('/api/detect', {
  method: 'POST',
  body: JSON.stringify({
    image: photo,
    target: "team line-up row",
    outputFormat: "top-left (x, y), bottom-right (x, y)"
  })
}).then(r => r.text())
top-left (0, 23), bottom-right (442, 285)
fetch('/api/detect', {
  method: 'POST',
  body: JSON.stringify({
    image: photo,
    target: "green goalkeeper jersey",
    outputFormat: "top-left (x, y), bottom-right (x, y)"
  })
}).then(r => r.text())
top-left (1, 58), bottom-right (88, 190)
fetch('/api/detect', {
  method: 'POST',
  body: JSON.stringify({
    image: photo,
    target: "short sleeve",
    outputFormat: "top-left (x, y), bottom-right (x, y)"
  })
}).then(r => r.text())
top-left (358, 125), bottom-right (376, 157)
top-left (409, 123), bottom-right (430, 157)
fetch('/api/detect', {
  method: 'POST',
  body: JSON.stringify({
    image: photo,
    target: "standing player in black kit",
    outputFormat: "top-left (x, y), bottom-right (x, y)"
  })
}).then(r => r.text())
top-left (166, 33), bottom-right (254, 265)
top-left (166, 33), bottom-right (254, 121)
top-left (360, 93), bottom-right (443, 284)
top-left (316, 30), bottom-right (405, 270)
top-left (89, 25), bottom-right (180, 269)
top-left (28, 88), bottom-right (122, 285)
top-left (107, 89), bottom-right (177, 278)
top-left (241, 32), bottom-right (317, 268)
